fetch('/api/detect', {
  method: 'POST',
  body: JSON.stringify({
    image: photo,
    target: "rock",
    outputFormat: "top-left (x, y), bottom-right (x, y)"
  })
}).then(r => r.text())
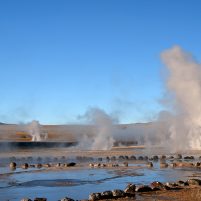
top-left (135, 185), bottom-right (152, 192)
top-left (146, 162), bottom-right (153, 168)
top-left (101, 163), bottom-right (106, 167)
top-left (43, 163), bottom-right (51, 168)
top-left (153, 155), bottom-right (159, 161)
top-left (60, 197), bottom-right (75, 201)
top-left (160, 162), bottom-right (168, 168)
top-left (67, 162), bottom-right (76, 167)
top-left (89, 193), bottom-right (101, 201)
top-left (195, 162), bottom-right (201, 167)
top-left (184, 156), bottom-right (194, 160)
top-left (56, 163), bottom-right (61, 167)
top-left (160, 155), bottom-right (166, 159)
top-left (89, 163), bottom-right (94, 168)
top-left (35, 163), bottom-right (42, 168)
top-left (123, 161), bottom-right (128, 167)
top-left (34, 198), bottom-right (47, 201)
top-left (112, 189), bottom-right (125, 197)
top-left (175, 154), bottom-right (182, 159)
top-left (150, 181), bottom-right (170, 190)
top-left (187, 179), bottom-right (201, 186)
top-left (124, 183), bottom-right (136, 194)
top-left (118, 155), bottom-right (125, 160)
top-left (111, 156), bottom-right (116, 161)
top-left (130, 155), bottom-right (136, 160)
top-left (106, 156), bottom-right (110, 161)
top-left (165, 182), bottom-right (178, 188)
top-left (21, 163), bottom-right (29, 169)
top-left (9, 162), bottom-right (17, 169)
top-left (124, 156), bottom-right (129, 160)
top-left (21, 198), bottom-right (32, 201)
top-left (169, 163), bottom-right (177, 168)
top-left (176, 180), bottom-right (188, 187)
top-left (94, 163), bottom-right (101, 168)
top-left (144, 156), bottom-right (148, 160)
top-left (138, 156), bottom-right (144, 160)
top-left (100, 190), bottom-right (113, 199)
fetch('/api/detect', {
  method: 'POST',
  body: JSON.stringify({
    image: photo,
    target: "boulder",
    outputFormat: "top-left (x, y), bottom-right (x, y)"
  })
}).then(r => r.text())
top-left (175, 154), bottom-right (182, 159)
top-left (35, 163), bottom-right (42, 168)
top-left (21, 163), bottom-right (29, 169)
top-left (100, 190), bottom-right (113, 199)
top-left (146, 162), bottom-right (153, 168)
top-left (21, 198), bottom-right (32, 201)
top-left (60, 197), bottom-right (75, 201)
top-left (160, 162), bottom-right (168, 168)
top-left (130, 155), bottom-right (136, 160)
top-left (89, 193), bottom-right (101, 201)
top-left (176, 180), bottom-right (188, 187)
top-left (112, 189), bottom-right (125, 197)
top-left (124, 183), bottom-right (136, 194)
top-left (150, 181), bottom-right (170, 190)
top-left (123, 161), bottom-right (128, 167)
top-left (138, 156), bottom-right (144, 160)
top-left (66, 162), bottom-right (76, 167)
top-left (9, 162), bottom-right (17, 169)
top-left (187, 179), bottom-right (201, 186)
top-left (135, 185), bottom-right (152, 192)
top-left (34, 198), bottom-right (47, 201)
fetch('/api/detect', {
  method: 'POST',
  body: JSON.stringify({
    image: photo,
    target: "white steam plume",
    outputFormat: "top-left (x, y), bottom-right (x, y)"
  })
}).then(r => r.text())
top-left (78, 108), bottom-right (117, 150)
top-left (27, 120), bottom-right (48, 141)
top-left (161, 46), bottom-right (201, 150)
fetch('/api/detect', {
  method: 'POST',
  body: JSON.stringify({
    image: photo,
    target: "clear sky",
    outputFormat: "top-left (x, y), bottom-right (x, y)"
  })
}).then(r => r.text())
top-left (0, 0), bottom-right (201, 124)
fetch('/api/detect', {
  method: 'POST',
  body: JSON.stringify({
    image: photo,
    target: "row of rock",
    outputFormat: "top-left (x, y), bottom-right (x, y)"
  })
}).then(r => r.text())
top-left (9, 162), bottom-right (76, 170)
top-left (89, 161), bottom-right (128, 168)
top-left (20, 178), bottom-right (201, 201)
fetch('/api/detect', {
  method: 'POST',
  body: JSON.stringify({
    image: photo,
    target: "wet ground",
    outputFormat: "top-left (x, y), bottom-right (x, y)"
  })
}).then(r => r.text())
top-left (1, 146), bottom-right (201, 201)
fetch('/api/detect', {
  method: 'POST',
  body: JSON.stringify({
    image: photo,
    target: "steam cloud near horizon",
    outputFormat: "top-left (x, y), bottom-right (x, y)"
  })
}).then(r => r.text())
top-left (161, 45), bottom-right (201, 150)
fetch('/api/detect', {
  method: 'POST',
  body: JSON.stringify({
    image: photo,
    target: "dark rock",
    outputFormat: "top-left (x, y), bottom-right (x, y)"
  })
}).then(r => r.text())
top-left (67, 162), bottom-right (76, 167)
top-left (136, 185), bottom-right (152, 192)
top-left (138, 156), bottom-right (144, 160)
top-left (89, 193), bottom-right (101, 201)
top-left (34, 198), bottom-right (47, 201)
top-left (124, 183), bottom-right (136, 194)
top-left (21, 163), bottom-right (29, 169)
top-left (60, 197), bottom-right (75, 201)
top-left (123, 161), bottom-right (128, 167)
top-left (187, 179), bottom-right (201, 186)
top-left (144, 156), bottom-right (148, 160)
top-left (111, 156), bottom-right (116, 161)
top-left (100, 190), bottom-right (113, 199)
top-left (184, 156), bottom-right (194, 160)
top-left (124, 156), bottom-right (129, 160)
top-left (153, 155), bottom-right (159, 161)
top-left (130, 155), bottom-right (136, 160)
top-left (112, 189), bottom-right (125, 197)
top-left (175, 154), bottom-right (182, 159)
top-left (195, 162), bottom-right (201, 167)
top-left (106, 156), bottom-right (110, 161)
top-left (118, 155), bottom-right (125, 160)
top-left (169, 163), bottom-right (177, 168)
top-left (150, 181), bottom-right (170, 190)
top-left (146, 162), bottom-right (153, 168)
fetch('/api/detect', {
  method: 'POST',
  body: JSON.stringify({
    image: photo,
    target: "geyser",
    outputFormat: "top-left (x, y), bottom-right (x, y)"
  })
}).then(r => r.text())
top-left (27, 120), bottom-right (48, 141)
top-left (161, 46), bottom-right (201, 150)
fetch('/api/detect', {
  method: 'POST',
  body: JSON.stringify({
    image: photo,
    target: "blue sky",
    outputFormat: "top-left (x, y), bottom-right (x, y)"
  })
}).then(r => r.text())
top-left (0, 0), bottom-right (201, 124)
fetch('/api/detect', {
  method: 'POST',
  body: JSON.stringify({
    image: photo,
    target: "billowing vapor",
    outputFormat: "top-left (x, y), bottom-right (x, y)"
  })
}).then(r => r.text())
top-left (161, 46), bottom-right (201, 150)
top-left (26, 120), bottom-right (48, 141)
top-left (77, 108), bottom-right (117, 150)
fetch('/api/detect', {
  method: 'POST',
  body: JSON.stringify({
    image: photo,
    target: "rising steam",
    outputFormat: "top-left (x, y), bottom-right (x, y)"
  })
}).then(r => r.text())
top-left (27, 120), bottom-right (48, 141)
top-left (161, 46), bottom-right (201, 150)
top-left (77, 108), bottom-right (117, 150)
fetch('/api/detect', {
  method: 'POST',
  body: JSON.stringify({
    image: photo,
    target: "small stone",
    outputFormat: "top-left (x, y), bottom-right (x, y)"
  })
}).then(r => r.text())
top-left (150, 181), bottom-right (170, 190)
top-left (123, 161), bottom-right (128, 167)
